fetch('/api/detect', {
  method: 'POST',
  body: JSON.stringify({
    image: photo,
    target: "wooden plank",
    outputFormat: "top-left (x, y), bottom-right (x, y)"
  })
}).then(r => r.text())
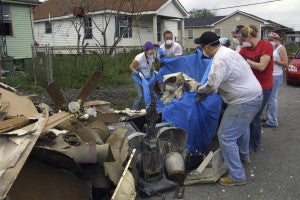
top-left (88, 113), bottom-right (120, 123)
top-left (0, 111), bottom-right (72, 198)
top-left (111, 149), bottom-right (136, 200)
top-left (0, 88), bottom-right (39, 119)
top-left (82, 100), bottom-right (110, 108)
top-left (0, 116), bottom-right (30, 133)
top-left (3, 111), bottom-right (71, 136)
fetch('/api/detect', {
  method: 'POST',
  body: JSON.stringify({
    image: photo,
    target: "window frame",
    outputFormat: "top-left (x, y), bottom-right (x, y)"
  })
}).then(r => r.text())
top-left (84, 16), bottom-right (93, 40)
top-left (187, 29), bottom-right (194, 39)
top-left (45, 21), bottom-right (52, 34)
top-left (115, 16), bottom-right (132, 38)
top-left (0, 4), bottom-right (13, 36)
top-left (157, 22), bottom-right (162, 42)
top-left (214, 28), bottom-right (221, 36)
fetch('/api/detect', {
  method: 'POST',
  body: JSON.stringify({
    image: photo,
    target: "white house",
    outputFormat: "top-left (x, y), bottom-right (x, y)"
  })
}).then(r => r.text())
top-left (33, 0), bottom-right (188, 49)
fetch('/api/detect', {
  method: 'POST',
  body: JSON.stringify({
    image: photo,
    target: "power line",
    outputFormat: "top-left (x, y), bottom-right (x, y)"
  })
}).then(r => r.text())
top-left (211, 0), bottom-right (282, 11)
top-left (256, 10), bottom-right (300, 15)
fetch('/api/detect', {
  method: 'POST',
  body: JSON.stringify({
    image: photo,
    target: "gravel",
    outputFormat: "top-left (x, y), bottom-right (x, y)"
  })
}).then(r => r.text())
top-left (27, 84), bottom-right (136, 112)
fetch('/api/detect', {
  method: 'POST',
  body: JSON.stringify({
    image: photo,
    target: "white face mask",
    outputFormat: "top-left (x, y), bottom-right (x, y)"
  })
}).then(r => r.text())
top-left (270, 41), bottom-right (276, 47)
top-left (233, 38), bottom-right (240, 45)
top-left (148, 51), bottom-right (154, 56)
top-left (165, 40), bottom-right (173, 46)
top-left (242, 42), bottom-right (252, 48)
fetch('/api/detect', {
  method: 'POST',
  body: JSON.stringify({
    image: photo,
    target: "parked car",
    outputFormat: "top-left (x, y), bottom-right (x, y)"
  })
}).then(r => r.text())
top-left (286, 48), bottom-right (300, 85)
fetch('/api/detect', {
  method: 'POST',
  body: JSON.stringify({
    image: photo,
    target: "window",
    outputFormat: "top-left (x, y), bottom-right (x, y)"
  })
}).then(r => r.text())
top-left (0, 4), bottom-right (13, 36)
top-left (45, 21), bottom-right (52, 34)
top-left (187, 29), bottom-right (193, 39)
top-left (157, 23), bottom-right (161, 42)
top-left (214, 28), bottom-right (221, 36)
top-left (84, 17), bottom-right (92, 39)
top-left (115, 16), bottom-right (132, 38)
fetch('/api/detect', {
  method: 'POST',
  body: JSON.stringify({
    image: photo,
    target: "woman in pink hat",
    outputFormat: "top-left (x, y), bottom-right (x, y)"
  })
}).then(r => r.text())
top-left (262, 32), bottom-right (288, 127)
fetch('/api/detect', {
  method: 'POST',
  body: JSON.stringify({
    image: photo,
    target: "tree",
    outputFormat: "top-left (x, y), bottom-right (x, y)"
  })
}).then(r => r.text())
top-left (49, 0), bottom-right (151, 55)
top-left (188, 8), bottom-right (215, 18)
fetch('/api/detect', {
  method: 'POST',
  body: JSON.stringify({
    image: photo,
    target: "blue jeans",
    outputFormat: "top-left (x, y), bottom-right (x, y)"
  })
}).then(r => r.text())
top-left (249, 87), bottom-right (273, 151)
top-left (265, 75), bottom-right (283, 126)
top-left (132, 82), bottom-right (143, 110)
top-left (218, 95), bottom-right (263, 182)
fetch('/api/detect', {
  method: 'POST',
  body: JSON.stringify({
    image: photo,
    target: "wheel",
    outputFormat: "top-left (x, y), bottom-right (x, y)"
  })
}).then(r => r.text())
top-left (287, 80), bottom-right (292, 85)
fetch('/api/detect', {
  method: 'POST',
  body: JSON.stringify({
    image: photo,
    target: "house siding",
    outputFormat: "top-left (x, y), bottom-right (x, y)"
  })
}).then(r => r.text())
top-left (34, 14), bottom-right (178, 48)
top-left (179, 27), bottom-right (211, 49)
top-left (214, 13), bottom-right (262, 44)
top-left (6, 4), bottom-right (34, 59)
top-left (158, 2), bottom-right (185, 19)
top-left (181, 13), bottom-right (264, 49)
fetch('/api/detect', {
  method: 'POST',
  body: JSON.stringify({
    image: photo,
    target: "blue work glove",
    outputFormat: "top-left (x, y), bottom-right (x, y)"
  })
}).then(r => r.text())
top-left (157, 47), bottom-right (164, 56)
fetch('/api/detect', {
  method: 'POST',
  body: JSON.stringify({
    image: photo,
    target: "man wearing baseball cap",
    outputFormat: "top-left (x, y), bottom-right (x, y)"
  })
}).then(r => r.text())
top-left (195, 31), bottom-right (263, 186)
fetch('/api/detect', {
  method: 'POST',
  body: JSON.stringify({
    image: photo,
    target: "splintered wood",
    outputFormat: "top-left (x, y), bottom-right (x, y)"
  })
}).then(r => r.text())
top-left (0, 116), bottom-right (30, 133)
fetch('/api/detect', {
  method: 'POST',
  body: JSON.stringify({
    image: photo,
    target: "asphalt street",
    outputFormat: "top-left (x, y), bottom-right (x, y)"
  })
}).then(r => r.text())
top-left (137, 80), bottom-right (300, 200)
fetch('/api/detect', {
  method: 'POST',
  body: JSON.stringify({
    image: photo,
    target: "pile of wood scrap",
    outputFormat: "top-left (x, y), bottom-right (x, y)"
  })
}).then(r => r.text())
top-left (0, 83), bottom-right (136, 200)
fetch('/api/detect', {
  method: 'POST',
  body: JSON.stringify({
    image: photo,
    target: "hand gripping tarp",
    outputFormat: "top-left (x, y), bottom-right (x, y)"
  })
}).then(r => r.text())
top-left (157, 51), bottom-right (222, 152)
top-left (132, 71), bottom-right (164, 109)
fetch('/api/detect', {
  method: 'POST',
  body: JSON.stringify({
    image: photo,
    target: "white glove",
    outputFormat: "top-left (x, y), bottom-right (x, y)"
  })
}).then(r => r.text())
top-left (139, 72), bottom-right (144, 78)
top-left (154, 70), bottom-right (158, 75)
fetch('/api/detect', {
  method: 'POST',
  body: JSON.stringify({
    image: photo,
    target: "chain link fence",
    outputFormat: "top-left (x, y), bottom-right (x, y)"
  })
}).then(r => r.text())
top-left (32, 45), bottom-right (144, 88)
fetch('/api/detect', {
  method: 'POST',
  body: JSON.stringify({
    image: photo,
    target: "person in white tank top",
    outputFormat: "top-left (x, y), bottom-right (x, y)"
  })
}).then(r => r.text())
top-left (263, 32), bottom-right (288, 127)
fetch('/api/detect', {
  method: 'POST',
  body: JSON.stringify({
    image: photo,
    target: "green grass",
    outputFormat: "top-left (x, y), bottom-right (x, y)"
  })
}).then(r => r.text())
top-left (5, 49), bottom-right (197, 93)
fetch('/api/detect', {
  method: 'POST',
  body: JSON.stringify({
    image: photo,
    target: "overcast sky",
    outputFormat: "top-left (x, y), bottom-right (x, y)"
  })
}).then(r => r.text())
top-left (179, 0), bottom-right (300, 31)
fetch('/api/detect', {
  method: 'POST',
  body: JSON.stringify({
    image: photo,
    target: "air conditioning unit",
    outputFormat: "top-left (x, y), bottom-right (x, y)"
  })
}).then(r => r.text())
top-left (73, 7), bottom-right (84, 18)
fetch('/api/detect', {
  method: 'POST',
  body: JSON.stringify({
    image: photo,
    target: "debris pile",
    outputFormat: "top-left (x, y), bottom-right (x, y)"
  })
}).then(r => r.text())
top-left (0, 71), bottom-right (228, 200)
top-left (0, 82), bottom-right (137, 199)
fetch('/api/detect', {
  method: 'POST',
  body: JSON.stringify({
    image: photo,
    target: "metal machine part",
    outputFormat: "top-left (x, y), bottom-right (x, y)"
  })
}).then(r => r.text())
top-left (141, 85), bottom-right (162, 182)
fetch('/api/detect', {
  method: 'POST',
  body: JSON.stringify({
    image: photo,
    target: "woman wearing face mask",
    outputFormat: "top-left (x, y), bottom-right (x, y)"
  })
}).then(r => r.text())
top-left (130, 41), bottom-right (156, 110)
top-left (159, 30), bottom-right (183, 58)
top-left (231, 25), bottom-right (244, 52)
top-left (262, 32), bottom-right (288, 127)
top-left (239, 24), bottom-right (274, 152)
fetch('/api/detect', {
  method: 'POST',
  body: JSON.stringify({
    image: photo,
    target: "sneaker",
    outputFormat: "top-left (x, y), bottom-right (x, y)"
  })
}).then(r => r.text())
top-left (241, 159), bottom-right (251, 165)
top-left (219, 177), bottom-right (247, 186)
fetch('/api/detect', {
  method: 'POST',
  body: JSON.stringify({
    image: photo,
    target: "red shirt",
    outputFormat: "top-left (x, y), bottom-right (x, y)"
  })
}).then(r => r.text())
top-left (240, 40), bottom-right (274, 90)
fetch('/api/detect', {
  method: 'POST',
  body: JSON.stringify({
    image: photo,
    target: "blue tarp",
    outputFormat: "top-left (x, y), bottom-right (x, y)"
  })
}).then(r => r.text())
top-left (136, 51), bottom-right (222, 152)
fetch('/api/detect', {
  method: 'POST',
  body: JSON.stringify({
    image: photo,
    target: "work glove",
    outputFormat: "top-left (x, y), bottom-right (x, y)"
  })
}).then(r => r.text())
top-left (139, 72), bottom-right (144, 79)
top-left (157, 47), bottom-right (166, 61)
top-left (157, 47), bottom-right (164, 56)
top-left (195, 93), bottom-right (207, 102)
top-left (195, 85), bottom-right (207, 102)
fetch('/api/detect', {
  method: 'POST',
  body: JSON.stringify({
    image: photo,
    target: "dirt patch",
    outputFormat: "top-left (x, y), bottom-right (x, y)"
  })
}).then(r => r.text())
top-left (26, 84), bottom-right (137, 112)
